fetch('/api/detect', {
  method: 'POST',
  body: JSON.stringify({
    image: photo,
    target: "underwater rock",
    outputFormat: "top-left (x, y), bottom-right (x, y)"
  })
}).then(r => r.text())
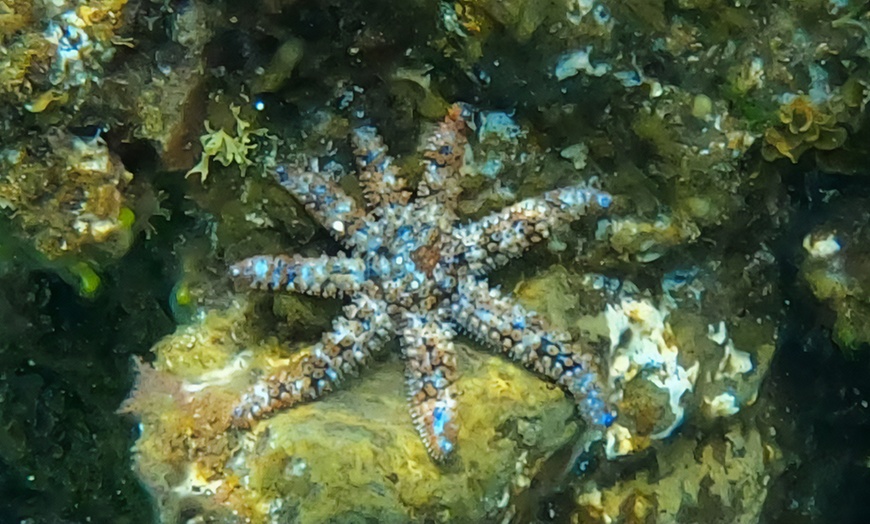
top-left (801, 220), bottom-right (870, 351)
top-left (626, 86), bottom-right (762, 232)
top-left (513, 254), bottom-right (781, 523)
top-left (124, 106), bottom-right (626, 522)
top-left (5, 0), bottom-right (870, 521)
top-left (125, 300), bottom-right (582, 523)
top-left (0, 131), bottom-right (134, 263)
top-left (129, 0), bottom-right (212, 170)
top-left (573, 420), bottom-right (785, 524)
top-left (522, 265), bottom-right (774, 451)
top-left (133, 60), bottom-right (208, 171)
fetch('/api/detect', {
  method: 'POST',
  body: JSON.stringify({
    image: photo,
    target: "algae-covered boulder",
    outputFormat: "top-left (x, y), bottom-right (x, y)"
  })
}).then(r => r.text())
top-left (515, 255), bottom-right (778, 461)
top-left (0, 132), bottom-right (135, 264)
top-left (573, 420), bottom-right (785, 524)
top-left (124, 300), bottom-right (580, 523)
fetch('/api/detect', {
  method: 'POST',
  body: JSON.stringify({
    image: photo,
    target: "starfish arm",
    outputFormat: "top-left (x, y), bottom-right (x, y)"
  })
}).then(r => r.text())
top-left (232, 295), bottom-right (394, 427)
top-left (451, 276), bottom-right (616, 429)
top-left (400, 309), bottom-right (460, 462)
top-left (352, 127), bottom-right (411, 210)
top-left (417, 104), bottom-right (469, 216)
top-left (451, 184), bottom-right (612, 274)
top-left (229, 252), bottom-right (367, 298)
top-left (274, 165), bottom-right (366, 246)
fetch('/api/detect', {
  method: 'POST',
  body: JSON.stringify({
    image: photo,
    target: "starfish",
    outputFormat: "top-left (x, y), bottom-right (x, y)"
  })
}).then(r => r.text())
top-left (229, 105), bottom-right (616, 462)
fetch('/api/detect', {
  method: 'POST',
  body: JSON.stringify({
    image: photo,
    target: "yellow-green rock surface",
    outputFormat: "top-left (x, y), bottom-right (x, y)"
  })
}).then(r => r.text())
top-left (126, 302), bottom-right (580, 523)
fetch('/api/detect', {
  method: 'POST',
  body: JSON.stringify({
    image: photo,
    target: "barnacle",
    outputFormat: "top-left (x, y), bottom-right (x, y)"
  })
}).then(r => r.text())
top-left (762, 95), bottom-right (848, 163)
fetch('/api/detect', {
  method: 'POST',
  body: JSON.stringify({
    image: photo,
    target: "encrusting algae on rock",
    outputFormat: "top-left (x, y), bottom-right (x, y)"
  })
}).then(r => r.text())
top-left (800, 217), bottom-right (870, 352)
top-left (0, 131), bottom-right (134, 262)
top-left (574, 421), bottom-right (785, 524)
top-left (122, 297), bottom-right (582, 523)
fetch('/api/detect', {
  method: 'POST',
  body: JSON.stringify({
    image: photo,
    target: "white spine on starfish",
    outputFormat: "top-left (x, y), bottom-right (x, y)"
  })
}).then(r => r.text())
top-left (417, 104), bottom-right (469, 218)
top-left (352, 126), bottom-right (410, 211)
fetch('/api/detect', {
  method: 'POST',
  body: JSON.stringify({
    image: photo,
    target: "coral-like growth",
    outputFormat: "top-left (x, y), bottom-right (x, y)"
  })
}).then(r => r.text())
top-left (762, 95), bottom-right (849, 163)
top-left (187, 105), bottom-right (274, 182)
top-left (1, 2), bottom-right (128, 111)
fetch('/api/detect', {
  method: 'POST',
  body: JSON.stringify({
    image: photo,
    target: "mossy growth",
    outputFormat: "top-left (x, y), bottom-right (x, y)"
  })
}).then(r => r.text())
top-left (719, 82), bottom-right (778, 133)
top-left (462, 0), bottom-right (576, 41)
top-left (608, 0), bottom-right (667, 32)
top-left (574, 423), bottom-right (784, 523)
top-left (803, 257), bottom-right (870, 351)
top-left (151, 305), bottom-right (251, 380)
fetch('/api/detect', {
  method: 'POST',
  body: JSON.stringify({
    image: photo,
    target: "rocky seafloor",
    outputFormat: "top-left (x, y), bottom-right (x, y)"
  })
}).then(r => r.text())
top-left (3, 0), bottom-right (870, 523)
